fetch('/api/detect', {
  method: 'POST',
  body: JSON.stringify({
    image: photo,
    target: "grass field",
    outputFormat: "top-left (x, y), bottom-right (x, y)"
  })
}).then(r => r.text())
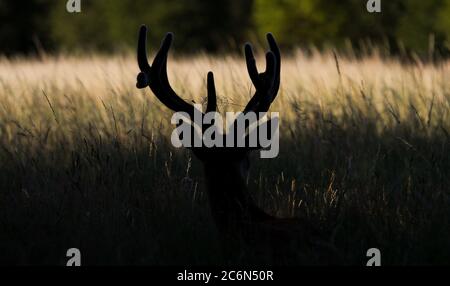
top-left (0, 51), bottom-right (449, 265)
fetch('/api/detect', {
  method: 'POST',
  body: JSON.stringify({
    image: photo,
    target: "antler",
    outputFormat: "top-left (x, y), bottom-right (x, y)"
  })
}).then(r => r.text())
top-left (228, 34), bottom-right (281, 145)
top-left (242, 33), bottom-right (281, 114)
top-left (136, 25), bottom-right (280, 151)
top-left (136, 25), bottom-right (217, 119)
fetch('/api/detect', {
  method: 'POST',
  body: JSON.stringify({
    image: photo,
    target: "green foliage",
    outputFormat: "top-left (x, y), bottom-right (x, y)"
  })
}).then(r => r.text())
top-left (253, 0), bottom-right (343, 47)
top-left (396, 0), bottom-right (443, 52)
top-left (2, 0), bottom-right (450, 55)
top-left (253, 0), bottom-right (450, 55)
top-left (49, 0), bottom-right (253, 53)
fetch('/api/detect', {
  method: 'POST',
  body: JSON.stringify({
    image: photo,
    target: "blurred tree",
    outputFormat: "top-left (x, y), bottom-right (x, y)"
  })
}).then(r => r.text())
top-left (0, 0), bottom-right (450, 56)
top-left (153, 0), bottom-right (253, 52)
top-left (436, 0), bottom-right (450, 53)
top-left (48, 0), bottom-right (253, 53)
top-left (253, 0), bottom-right (403, 50)
top-left (396, 0), bottom-right (444, 53)
top-left (0, 0), bottom-right (52, 55)
top-left (252, 0), bottom-right (449, 56)
top-left (253, 0), bottom-right (342, 48)
top-left (49, 0), bottom-right (136, 52)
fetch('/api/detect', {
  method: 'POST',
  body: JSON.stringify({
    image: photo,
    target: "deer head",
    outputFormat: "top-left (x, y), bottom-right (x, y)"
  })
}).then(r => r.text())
top-left (136, 25), bottom-right (281, 231)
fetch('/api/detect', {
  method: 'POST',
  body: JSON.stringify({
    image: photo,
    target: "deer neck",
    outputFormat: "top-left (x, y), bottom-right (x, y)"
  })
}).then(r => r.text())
top-left (202, 162), bottom-right (271, 230)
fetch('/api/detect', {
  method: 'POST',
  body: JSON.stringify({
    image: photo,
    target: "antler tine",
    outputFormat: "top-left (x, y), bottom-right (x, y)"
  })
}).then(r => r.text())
top-left (242, 43), bottom-right (262, 114)
top-left (242, 37), bottom-right (280, 114)
top-left (266, 33), bottom-right (281, 102)
top-left (152, 33), bottom-right (199, 117)
top-left (137, 25), bottom-right (151, 74)
top-left (244, 44), bottom-right (261, 90)
top-left (206, 71), bottom-right (217, 113)
top-left (152, 32), bottom-right (173, 70)
top-left (257, 51), bottom-right (277, 112)
top-left (136, 26), bottom-right (151, 89)
top-left (137, 25), bottom-right (198, 118)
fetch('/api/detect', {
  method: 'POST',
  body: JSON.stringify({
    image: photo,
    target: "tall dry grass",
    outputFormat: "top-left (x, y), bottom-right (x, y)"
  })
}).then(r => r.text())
top-left (0, 52), bottom-right (448, 142)
top-left (0, 52), bottom-right (449, 265)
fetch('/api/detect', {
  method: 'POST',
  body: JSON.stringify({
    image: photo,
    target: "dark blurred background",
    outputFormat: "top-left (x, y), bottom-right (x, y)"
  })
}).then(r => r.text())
top-left (1, 0), bottom-right (450, 56)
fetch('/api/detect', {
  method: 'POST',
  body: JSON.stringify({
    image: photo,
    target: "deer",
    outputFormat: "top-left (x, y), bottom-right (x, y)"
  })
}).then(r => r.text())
top-left (135, 25), bottom-right (341, 264)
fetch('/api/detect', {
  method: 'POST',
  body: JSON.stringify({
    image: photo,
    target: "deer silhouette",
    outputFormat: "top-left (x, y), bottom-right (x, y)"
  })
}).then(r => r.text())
top-left (136, 25), bottom-right (340, 264)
